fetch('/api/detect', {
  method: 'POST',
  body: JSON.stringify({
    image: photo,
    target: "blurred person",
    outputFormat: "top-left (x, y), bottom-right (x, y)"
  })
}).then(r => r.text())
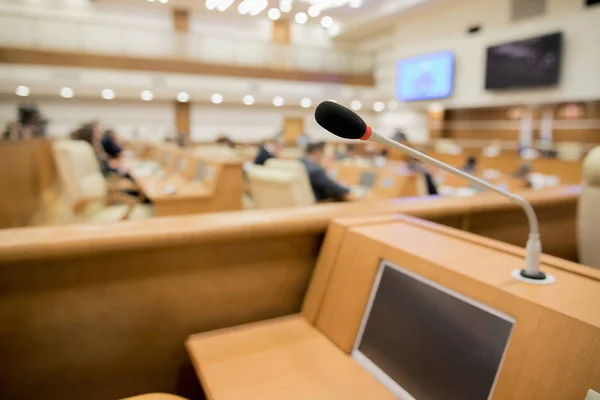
top-left (336, 144), bottom-right (357, 161)
top-left (300, 141), bottom-right (353, 202)
top-left (407, 158), bottom-right (438, 196)
top-left (254, 137), bottom-right (283, 165)
top-left (216, 135), bottom-right (236, 149)
top-left (462, 155), bottom-right (478, 174)
top-left (392, 128), bottom-right (409, 143)
top-left (101, 129), bottom-right (123, 159)
top-left (3, 104), bottom-right (47, 140)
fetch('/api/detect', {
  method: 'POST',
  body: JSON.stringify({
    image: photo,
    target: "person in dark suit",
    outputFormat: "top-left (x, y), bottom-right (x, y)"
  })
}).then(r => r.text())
top-left (300, 142), bottom-right (352, 202)
top-left (254, 138), bottom-right (282, 165)
top-left (101, 129), bottom-right (122, 159)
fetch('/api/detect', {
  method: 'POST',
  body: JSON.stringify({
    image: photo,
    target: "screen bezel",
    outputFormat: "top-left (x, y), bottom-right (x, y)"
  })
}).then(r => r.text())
top-left (395, 50), bottom-right (456, 102)
top-left (352, 260), bottom-right (515, 400)
top-left (484, 32), bottom-right (563, 90)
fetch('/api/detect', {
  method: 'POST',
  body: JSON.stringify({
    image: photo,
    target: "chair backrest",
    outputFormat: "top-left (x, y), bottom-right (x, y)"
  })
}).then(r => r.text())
top-left (557, 141), bottom-right (583, 161)
top-left (52, 140), bottom-right (107, 208)
top-left (578, 146), bottom-right (600, 269)
top-left (193, 145), bottom-right (238, 159)
top-left (264, 158), bottom-right (315, 203)
top-left (247, 165), bottom-right (316, 209)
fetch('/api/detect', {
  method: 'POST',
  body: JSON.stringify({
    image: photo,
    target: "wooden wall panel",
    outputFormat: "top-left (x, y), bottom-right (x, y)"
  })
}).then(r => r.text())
top-left (441, 102), bottom-right (600, 144)
top-left (283, 116), bottom-right (304, 144)
top-left (174, 100), bottom-right (191, 135)
top-left (272, 19), bottom-right (291, 45)
top-left (172, 9), bottom-right (190, 33)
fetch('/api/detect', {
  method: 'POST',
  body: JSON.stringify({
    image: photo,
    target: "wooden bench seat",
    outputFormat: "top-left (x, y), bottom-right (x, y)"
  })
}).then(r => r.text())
top-left (185, 315), bottom-right (395, 400)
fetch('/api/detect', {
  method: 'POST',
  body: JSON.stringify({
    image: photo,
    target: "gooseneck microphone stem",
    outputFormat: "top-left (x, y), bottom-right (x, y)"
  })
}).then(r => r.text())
top-left (371, 133), bottom-right (547, 282)
top-left (372, 134), bottom-right (539, 234)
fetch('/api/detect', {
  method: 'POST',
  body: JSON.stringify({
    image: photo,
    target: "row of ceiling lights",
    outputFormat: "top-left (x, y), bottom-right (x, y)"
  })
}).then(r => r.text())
top-left (15, 85), bottom-right (397, 111)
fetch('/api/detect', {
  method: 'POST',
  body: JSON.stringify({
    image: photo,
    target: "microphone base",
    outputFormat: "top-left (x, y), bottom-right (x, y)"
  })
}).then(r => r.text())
top-left (511, 269), bottom-right (555, 285)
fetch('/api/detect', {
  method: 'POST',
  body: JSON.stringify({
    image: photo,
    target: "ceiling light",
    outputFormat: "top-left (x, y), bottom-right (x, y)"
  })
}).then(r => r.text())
top-left (243, 95), bottom-right (255, 105)
top-left (300, 98), bottom-right (312, 108)
top-left (295, 12), bottom-right (307, 24)
top-left (238, 1), bottom-right (250, 14)
top-left (327, 23), bottom-right (341, 36)
top-left (349, 0), bottom-right (362, 8)
top-left (140, 90), bottom-right (153, 101)
top-left (217, 0), bottom-right (235, 11)
top-left (373, 101), bottom-right (385, 112)
top-left (387, 100), bottom-right (398, 110)
top-left (272, 96), bottom-right (284, 107)
top-left (211, 93), bottom-right (223, 104)
top-left (15, 85), bottom-right (30, 97)
top-left (249, 0), bottom-right (268, 15)
top-left (308, 5), bottom-right (321, 17)
top-left (147, 0), bottom-right (155, 2)
top-left (205, 0), bottom-right (218, 10)
top-left (60, 87), bottom-right (74, 99)
top-left (350, 100), bottom-right (362, 111)
top-left (320, 16), bottom-right (333, 28)
top-left (279, 0), bottom-right (292, 13)
top-left (102, 89), bottom-right (115, 100)
top-left (158, 0), bottom-right (168, 3)
top-left (268, 8), bottom-right (281, 20)
top-left (177, 92), bottom-right (190, 102)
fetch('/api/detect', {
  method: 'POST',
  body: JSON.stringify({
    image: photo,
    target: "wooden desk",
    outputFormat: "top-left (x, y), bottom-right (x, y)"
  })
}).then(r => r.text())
top-left (130, 156), bottom-right (244, 216)
top-left (310, 215), bottom-right (600, 400)
top-left (186, 315), bottom-right (396, 400)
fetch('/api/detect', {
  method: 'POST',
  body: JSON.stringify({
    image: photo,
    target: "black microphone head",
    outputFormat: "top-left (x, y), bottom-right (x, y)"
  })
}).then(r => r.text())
top-left (315, 101), bottom-right (368, 140)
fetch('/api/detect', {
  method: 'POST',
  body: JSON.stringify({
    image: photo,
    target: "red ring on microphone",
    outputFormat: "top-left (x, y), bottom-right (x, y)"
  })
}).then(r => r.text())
top-left (360, 126), bottom-right (372, 141)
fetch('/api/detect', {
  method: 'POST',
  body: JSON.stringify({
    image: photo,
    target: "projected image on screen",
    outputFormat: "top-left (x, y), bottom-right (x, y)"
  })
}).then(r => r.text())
top-left (396, 51), bottom-right (455, 102)
top-left (354, 262), bottom-right (514, 400)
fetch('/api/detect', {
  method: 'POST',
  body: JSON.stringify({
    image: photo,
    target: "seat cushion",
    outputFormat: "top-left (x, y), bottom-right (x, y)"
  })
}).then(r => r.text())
top-left (85, 204), bottom-right (154, 223)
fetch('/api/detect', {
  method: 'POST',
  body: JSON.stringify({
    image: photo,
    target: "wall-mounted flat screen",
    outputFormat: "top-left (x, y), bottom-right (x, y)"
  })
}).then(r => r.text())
top-left (353, 261), bottom-right (514, 400)
top-left (485, 32), bottom-right (562, 90)
top-left (396, 51), bottom-right (455, 102)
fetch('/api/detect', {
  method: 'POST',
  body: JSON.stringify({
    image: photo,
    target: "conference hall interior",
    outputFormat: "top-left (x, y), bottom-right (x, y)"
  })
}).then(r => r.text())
top-left (1, 0), bottom-right (599, 399)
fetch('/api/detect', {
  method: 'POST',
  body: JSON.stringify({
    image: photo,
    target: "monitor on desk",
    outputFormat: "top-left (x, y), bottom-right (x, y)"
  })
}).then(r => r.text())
top-left (359, 171), bottom-right (377, 188)
top-left (353, 261), bottom-right (514, 400)
top-left (194, 161), bottom-right (206, 182)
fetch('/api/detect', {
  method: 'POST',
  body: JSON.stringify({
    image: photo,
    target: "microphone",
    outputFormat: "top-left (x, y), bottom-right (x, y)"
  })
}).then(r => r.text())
top-left (315, 100), bottom-right (555, 285)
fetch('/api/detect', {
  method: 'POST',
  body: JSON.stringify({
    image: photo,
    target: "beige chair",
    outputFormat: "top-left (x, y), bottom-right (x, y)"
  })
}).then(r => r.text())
top-left (247, 165), bottom-right (316, 209)
top-left (265, 158), bottom-right (315, 202)
top-left (53, 140), bottom-right (153, 223)
top-left (557, 141), bottom-right (584, 161)
top-left (578, 146), bottom-right (600, 269)
top-left (193, 145), bottom-right (238, 159)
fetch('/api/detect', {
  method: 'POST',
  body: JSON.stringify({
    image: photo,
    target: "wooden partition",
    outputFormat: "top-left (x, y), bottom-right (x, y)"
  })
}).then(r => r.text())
top-left (0, 139), bottom-right (58, 228)
top-left (0, 186), bottom-right (581, 400)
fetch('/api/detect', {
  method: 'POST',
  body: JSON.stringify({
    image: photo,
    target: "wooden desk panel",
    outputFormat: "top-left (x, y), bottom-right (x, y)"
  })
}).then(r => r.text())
top-left (0, 139), bottom-right (58, 228)
top-left (186, 315), bottom-right (396, 400)
top-left (314, 217), bottom-right (600, 400)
